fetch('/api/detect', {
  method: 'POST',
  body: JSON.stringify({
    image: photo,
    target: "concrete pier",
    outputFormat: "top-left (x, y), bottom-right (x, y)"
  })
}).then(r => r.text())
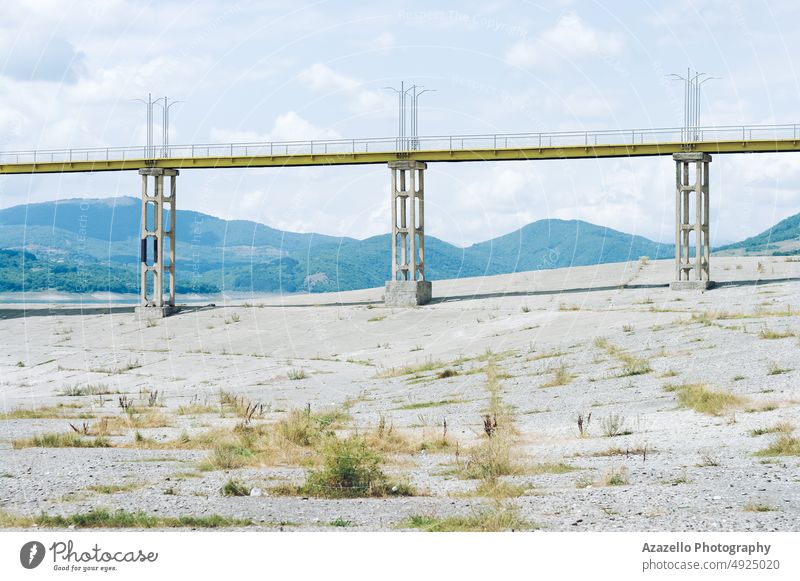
top-left (136, 168), bottom-right (179, 318)
top-left (671, 152), bottom-right (713, 290)
top-left (385, 160), bottom-right (431, 306)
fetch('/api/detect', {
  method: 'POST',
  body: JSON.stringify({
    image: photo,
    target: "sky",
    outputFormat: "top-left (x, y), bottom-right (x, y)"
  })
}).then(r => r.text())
top-left (0, 0), bottom-right (799, 246)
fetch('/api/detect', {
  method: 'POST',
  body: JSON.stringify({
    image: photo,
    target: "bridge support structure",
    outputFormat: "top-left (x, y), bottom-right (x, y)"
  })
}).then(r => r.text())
top-left (385, 160), bottom-right (432, 306)
top-left (136, 168), bottom-right (179, 318)
top-left (671, 152), bottom-right (713, 290)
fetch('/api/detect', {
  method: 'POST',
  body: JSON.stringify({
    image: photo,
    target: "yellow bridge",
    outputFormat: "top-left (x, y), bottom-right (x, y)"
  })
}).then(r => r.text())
top-left (1, 124), bottom-right (799, 174)
top-left (2, 123), bottom-right (798, 313)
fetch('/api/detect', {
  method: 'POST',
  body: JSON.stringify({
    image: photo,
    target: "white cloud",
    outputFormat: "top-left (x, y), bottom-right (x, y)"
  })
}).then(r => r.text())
top-left (506, 12), bottom-right (624, 70)
top-left (210, 111), bottom-right (340, 143)
top-left (296, 62), bottom-right (391, 114)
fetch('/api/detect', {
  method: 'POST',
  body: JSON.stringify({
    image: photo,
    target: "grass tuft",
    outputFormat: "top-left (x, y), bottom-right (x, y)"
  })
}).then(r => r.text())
top-left (665, 383), bottom-right (746, 416)
top-left (404, 503), bottom-right (533, 532)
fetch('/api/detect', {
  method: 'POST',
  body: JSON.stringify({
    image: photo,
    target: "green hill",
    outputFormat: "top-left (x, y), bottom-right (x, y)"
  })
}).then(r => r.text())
top-left (715, 213), bottom-right (800, 256)
top-left (0, 197), bottom-right (675, 295)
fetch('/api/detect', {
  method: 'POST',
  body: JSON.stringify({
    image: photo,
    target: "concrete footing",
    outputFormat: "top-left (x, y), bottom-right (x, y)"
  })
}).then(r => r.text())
top-left (385, 280), bottom-right (432, 307)
top-left (135, 305), bottom-right (179, 319)
top-left (669, 280), bottom-right (714, 291)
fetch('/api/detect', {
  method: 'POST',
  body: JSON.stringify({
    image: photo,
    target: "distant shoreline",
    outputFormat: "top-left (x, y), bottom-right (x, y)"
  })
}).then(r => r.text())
top-left (0, 291), bottom-right (284, 305)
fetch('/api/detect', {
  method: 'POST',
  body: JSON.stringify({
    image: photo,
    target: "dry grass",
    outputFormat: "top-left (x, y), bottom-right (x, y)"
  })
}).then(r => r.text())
top-left (529, 462), bottom-right (578, 474)
top-left (594, 338), bottom-right (651, 376)
top-left (377, 358), bottom-right (446, 378)
top-left (12, 432), bottom-right (111, 449)
top-left (754, 434), bottom-right (800, 457)
top-left (455, 362), bottom-right (523, 480)
top-left (758, 327), bottom-right (794, 340)
top-left (0, 403), bottom-right (90, 420)
top-left (743, 502), bottom-right (776, 512)
top-left (599, 465), bottom-right (629, 486)
top-left (59, 383), bottom-right (117, 397)
top-left (471, 480), bottom-right (531, 499)
top-left (176, 404), bottom-right (217, 415)
top-left (87, 482), bottom-right (140, 494)
top-left (749, 422), bottom-right (794, 437)
top-left (404, 503), bottom-right (533, 532)
top-left (664, 383), bottom-right (747, 416)
top-left (540, 360), bottom-right (574, 388)
top-left (91, 411), bottom-right (172, 435)
top-left (0, 508), bottom-right (251, 529)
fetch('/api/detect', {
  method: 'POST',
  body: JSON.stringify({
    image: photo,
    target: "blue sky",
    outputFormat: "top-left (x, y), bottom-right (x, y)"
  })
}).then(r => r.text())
top-left (1, 0), bottom-right (799, 246)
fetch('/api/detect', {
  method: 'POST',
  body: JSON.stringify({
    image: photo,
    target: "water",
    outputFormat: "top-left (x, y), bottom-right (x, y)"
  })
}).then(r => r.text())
top-left (0, 291), bottom-right (284, 305)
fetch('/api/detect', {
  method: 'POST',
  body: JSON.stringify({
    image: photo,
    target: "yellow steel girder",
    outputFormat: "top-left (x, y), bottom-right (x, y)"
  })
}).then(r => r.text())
top-left (1, 139), bottom-right (799, 174)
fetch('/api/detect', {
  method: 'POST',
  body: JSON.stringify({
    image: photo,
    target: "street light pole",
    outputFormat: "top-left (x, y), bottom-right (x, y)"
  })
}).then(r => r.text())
top-left (154, 97), bottom-right (183, 157)
top-left (668, 69), bottom-right (714, 142)
top-left (384, 82), bottom-right (436, 151)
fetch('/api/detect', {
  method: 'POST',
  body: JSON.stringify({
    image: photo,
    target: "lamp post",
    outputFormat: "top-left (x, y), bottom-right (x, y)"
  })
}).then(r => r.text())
top-left (668, 69), bottom-right (716, 142)
top-left (384, 82), bottom-right (435, 151)
top-left (154, 97), bottom-right (183, 157)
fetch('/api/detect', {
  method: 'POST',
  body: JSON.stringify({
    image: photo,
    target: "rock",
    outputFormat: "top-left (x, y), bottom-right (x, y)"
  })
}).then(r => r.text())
top-left (250, 488), bottom-right (262, 497)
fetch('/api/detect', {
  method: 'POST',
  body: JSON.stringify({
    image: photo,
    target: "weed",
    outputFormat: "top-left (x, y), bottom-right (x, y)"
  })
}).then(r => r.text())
top-left (743, 502), bottom-right (776, 513)
top-left (754, 434), bottom-right (800, 457)
top-left (404, 503), bottom-right (532, 532)
top-left (398, 399), bottom-right (460, 411)
top-left (59, 383), bottom-right (115, 397)
top-left (767, 362), bottom-right (790, 376)
top-left (220, 479), bottom-right (250, 497)
top-left (601, 414), bottom-right (632, 437)
top-left (697, 452), bottom-right (720, 467)
top-left (759, 326), bottom-right (794, 340)
top-left (87, 483), bottom-right (139, 494)
top-left (287, 368), bottom-right (307, 381)
top-left (577, 412), bottom-right (592, 438)
top-left (541, 360), bottom-right (574, 388)
top-left (665, 383), bottom-right (746, 416)
top-left (12, 433), bottom-right (111, 449)
top-left (749, 422), bottom-right (793, 437)
top-left (300, 435), bottom-right (413, 498)
top-left (600, 465), bottom-right (629, 486)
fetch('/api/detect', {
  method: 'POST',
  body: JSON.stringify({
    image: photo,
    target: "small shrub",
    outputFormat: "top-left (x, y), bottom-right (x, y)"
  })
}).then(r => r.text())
top-left (459, 433), bottom-right (519, 480)
top-left (301, 435), bottom-right (412, 498)
top-left (220, 478), bottom-right (250, 497)
top-left (202, 442), bottom-right (253, 470)
top-left (601, 414), bottom-right (632, 437)
top-left (600, 465), bottom-right (629, 486)
top-left (767, 362), bottom-right (790, 376)
top-left (287, 369), bottom-right (307, 381)
top-left (437, 368), bottom-right (458, 379)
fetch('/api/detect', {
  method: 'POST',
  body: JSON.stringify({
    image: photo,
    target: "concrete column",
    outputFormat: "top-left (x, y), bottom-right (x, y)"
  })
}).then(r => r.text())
top-left (671, 153), bottom-right (712, 290)
top-left (385, 160), bottom-right (432, 306)
top-left (136, 168), bottom-right (179, 317)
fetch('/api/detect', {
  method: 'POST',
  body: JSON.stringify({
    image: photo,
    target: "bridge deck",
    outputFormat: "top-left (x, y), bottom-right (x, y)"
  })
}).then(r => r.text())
top-left (1, 125), bottom-right (799, 174)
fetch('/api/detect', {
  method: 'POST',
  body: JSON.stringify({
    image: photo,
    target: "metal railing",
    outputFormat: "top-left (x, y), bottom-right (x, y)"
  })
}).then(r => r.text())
top-left (1, 123), bottom-right (798, 165)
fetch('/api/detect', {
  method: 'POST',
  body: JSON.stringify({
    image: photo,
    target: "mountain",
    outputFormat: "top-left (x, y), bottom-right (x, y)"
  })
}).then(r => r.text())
top-left (0, 197), bottom-right (674, 295)
top-left (715, 213), bottom-right (800, 256)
